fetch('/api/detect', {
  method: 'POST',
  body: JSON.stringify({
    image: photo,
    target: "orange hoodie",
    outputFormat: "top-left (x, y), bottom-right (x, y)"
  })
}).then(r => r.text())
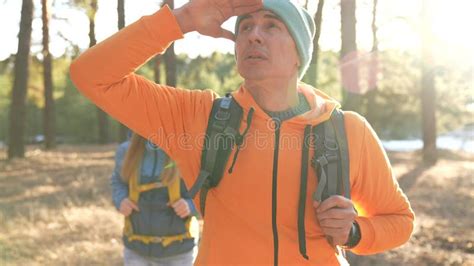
top-left (70, 6), bottom-right (414, 265)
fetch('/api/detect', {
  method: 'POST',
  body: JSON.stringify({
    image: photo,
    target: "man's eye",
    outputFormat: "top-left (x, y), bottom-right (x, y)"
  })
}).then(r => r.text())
top-left (240, 24), bottom-right (252, 32)
top-left (267, 23), bottom-right (279, 29)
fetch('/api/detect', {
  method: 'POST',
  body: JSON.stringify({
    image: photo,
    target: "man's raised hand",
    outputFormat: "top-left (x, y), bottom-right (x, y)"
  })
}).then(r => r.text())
top-left (172, 0), bottom-right (263, 41)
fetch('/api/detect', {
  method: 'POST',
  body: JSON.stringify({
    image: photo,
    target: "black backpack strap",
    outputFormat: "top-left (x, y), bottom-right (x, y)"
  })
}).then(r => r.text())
top-left (312, 109), bottom-right (350, 202)
top-left (325, 119), bottom-right (339, 196)
top-left (304, 109), bottom-right (350, 258)
top-left (331, 109), bottom-right (350, 198)
top-left (189, 94), bottom-right (244, 215)
top-left (298, 110), bottom-right (350, 260)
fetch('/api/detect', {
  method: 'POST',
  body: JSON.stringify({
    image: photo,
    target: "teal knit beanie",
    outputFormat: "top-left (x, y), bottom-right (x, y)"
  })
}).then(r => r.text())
top-left (235, 0), bottom-right (316, 79)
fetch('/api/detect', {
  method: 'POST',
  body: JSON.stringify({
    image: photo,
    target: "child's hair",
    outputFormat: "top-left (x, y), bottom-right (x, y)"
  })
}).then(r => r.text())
top-left (121, 133), bottom-right (179, 185)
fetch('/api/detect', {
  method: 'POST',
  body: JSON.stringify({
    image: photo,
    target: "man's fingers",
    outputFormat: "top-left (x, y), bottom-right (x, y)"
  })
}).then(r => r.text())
top-left (216, 28), bottom-right (235, 41)
top-left (319, 218), bottom-right (351, 229)
top-left (317, 207), bottom-right (356, 221)
top-left (233, 5), bottom-right (263, 16)
top-left (316, 196), bottom-right (342, 213)
top-left (232, 0), bottom-right (263, 8)
top-left (313, 200), bottom-right (320, 209)
top-left (316, 195), bottom-right (352, 213)
top-left (319, 227), bottom-right (351, 245)
top-left (231, 0), bottom-right (262, 5)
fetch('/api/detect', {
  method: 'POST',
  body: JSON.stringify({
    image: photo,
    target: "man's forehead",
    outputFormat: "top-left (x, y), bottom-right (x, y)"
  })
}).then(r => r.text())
top-left (239, 10), bottom-right (282, 22)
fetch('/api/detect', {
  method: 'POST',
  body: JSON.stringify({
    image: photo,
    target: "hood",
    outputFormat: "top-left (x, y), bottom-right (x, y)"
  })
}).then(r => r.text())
top-left (232, 82), bottom-right (340, 126)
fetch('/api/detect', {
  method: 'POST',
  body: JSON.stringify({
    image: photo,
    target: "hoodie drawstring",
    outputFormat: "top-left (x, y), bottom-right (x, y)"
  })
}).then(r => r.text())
top-left (228, 107), bottom-right (255, 174)
top-left (297, 125), bottom-right (312, 260)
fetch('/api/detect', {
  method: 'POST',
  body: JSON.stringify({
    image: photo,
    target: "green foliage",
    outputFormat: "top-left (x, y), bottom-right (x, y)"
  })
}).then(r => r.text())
top-left (0, 49), bottom-right (472, 143)
top-left (55, 75), bottom-right (97, 142)
top-left (177, 52), bottom-right (243, 96)
top-left (304, 49), bottom-right (473, 139)
top-left (314, 51), bottom-right (342, 101)
top-left (361, 50), bottom-right (473, 139)
top-left (136, 67), bottom-right (153, 81)
top-left (435, 65), bottom-right (474, 133)
top-left (364, 50), bottom-right (422, 139)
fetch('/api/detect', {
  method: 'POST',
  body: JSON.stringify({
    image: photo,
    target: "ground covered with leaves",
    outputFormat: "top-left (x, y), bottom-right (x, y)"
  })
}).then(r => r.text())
top-left (0, 145), bottom-right (472, 265)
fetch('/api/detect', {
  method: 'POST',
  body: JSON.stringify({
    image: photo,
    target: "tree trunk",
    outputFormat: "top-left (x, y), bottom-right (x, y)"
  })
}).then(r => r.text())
top-left (42, 0), bottom-right (56, 149)
top-left (164, 44), bottom-right (177, 87)
top-left (365, 0), bottom-right (378, 124)
top-left (117, 0), bottom-right (125, 29)
top-left (340, 0), bottom-right (361, 111)
top-left (154, 55), bottom-right (162, 84)
top-left (154, 1), bottom-right (165, 84)
top-left (164, 0), bottom-right (177, 87)
top-left (421, 0), bottom-right (437, 164)
top-left (305, 0), bottom-right (324, 87)
top-left (369, 0), bottom-right (378, 88)
top-left (117, 0), bottom-right (128, 142)
top-left (8, 0), bottom-right (34, 159)
top-left (88, 0), bottom-right (109, 144)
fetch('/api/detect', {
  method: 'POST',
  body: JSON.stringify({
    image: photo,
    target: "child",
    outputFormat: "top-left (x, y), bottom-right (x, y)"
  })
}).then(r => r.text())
top-left (111, 133), bottom-right (196, 265)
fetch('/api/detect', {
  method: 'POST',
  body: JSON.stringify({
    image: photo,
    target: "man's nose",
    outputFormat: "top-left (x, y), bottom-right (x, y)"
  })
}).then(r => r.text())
top-left (248, 26), bottom-right (263, 44)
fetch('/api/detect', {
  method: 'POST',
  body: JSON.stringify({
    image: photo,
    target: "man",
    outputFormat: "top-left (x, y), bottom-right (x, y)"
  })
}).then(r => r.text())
top-left (70, 0), bottom-right (414, 265)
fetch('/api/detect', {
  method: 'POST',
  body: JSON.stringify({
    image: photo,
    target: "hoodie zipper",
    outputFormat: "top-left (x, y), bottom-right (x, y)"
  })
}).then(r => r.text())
top-left (271, 118), bottom-right (281, 266)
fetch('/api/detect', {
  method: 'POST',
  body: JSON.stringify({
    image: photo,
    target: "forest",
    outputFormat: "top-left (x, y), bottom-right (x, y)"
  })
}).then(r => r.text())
top-left (0, 0), bottom-right (472, 265)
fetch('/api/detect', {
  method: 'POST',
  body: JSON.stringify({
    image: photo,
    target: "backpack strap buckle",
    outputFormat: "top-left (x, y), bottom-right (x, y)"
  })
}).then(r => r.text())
top-left (316, 155), bottom-right (329, 166)
top-left (215, 110), bottom-right (231, 121)
top-left (324, 139), bottom-right (339, 151)
top-left (214, 96), bottom-right (232, 121)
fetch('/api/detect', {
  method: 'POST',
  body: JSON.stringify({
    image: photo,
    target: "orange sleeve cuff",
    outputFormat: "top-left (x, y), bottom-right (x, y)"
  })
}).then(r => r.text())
top-left (140, 5), bottom-right (184, 52)
top-left (351, 216), bottom-right (375, 253)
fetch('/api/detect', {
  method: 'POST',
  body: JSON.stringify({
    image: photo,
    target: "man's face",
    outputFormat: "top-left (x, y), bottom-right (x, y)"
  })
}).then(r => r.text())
top-left (235, 10), bottom-right (300, 81)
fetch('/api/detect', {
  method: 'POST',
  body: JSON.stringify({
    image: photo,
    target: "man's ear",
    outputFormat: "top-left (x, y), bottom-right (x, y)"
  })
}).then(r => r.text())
top-left (234, 45), bottom-right (238, 62)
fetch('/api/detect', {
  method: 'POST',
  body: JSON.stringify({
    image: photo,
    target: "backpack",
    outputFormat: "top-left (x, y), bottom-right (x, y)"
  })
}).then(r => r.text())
top-left (124, 169), bottom-right (193, 246)
top-left (188, 93), bottom-right (350, 258)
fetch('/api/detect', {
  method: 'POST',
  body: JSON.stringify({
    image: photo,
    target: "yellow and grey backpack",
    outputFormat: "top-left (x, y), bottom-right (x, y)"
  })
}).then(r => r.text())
top-left (124, 172), bottom-right (192, 247)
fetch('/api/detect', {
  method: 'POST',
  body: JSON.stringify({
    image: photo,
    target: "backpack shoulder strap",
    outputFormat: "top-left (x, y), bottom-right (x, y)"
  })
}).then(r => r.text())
top-left (167, 176), bottom-right (181, 204)
top-left (331, 109), bottom-right (350, 199)
top-left (299, 109), bottom-right (350, 259)
top-left (312, 109), bottom-right (350, 201)
top-left (189, 94), bottom-right (244, 215)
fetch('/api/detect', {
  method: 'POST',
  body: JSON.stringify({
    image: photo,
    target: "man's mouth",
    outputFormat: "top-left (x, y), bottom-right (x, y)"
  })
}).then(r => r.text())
top-left (247, 55), bottom-right (266, 60)
top-left (245, 52), bottom-right (268, 61)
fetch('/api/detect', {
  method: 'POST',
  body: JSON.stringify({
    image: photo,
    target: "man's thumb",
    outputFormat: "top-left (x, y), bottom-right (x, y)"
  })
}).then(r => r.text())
top-left (217, 28), bottom-right (235, 42)
top-left (313, 200), bottom-right (320, 209)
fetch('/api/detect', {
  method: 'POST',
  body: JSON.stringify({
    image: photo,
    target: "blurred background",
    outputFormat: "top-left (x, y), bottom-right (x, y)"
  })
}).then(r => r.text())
top-left (0, 0), bottom-right (472, 265)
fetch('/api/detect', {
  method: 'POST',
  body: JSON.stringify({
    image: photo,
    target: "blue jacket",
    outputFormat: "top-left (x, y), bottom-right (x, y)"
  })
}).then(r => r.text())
top-left (110, 140), bottom-right (196, 257)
